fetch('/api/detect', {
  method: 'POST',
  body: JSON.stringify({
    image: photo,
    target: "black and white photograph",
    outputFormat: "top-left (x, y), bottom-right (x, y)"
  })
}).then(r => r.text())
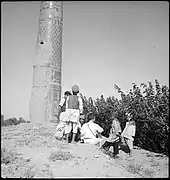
top-left (1, 1), bottom-right (169, 178)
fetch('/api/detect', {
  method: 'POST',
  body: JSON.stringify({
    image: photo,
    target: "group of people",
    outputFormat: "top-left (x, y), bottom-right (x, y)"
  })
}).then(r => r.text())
top-left (55, 84), bottom-right (136, 159)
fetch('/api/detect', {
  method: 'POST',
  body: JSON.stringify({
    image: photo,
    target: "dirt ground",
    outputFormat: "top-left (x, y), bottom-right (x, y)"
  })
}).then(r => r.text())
top-left (1, 123), bottom-right (169, 178)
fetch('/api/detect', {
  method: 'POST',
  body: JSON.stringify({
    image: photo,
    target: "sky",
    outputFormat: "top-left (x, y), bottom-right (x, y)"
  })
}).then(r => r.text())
top-left (1, 1), bottom-right (169, 120)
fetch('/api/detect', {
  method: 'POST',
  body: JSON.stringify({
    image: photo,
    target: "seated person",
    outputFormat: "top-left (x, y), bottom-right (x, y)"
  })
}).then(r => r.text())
top-left (68, 114), bottom-right (85, 142)
top-left (80, 112), bottom-right (103, 145)
top-left (79, 114), bottom-right (86, 127)
top-left (101, 116), bottom-right (122, 158)
top-left (77, 114), bottom-right (86, 142)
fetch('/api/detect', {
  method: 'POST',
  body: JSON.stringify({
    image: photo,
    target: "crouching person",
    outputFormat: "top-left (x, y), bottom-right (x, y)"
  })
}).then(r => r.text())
top-left (76, 114), bottom-right (85, 142)
top-left (80, 112), bottom-right (104, 145)
top-left (121, 113), bottom-right (136, 156)
top-left (101, 115), bottom-right (122, 158)
top-left (65, 85), bottom-right (83, 143)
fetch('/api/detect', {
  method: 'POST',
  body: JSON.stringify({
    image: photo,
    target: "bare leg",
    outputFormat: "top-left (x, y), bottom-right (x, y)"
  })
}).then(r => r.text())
top-left (102, 141), bottom-right (112, 151)
top-left (71, 133), bottom-right (76, 143)
top-left (66, 133), bottom-right (69, 143)
top-left (113, 142), bottom-right (119, 156)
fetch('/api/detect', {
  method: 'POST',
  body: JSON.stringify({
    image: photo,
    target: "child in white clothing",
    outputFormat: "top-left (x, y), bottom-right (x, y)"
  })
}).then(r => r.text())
top-left (55, 91), bottom-right (71, 140)
top-left (121, 113), bottom-right (136, 156)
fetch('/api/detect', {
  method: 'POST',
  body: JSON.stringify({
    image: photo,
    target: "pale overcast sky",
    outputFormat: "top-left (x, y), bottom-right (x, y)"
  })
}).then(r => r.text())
top-left (1, 1), bottom-right (169, 120)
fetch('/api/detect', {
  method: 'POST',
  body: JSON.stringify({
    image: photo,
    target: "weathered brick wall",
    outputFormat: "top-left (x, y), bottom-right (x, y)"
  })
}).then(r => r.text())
top-left (30, 1), bottom-right (63, 123)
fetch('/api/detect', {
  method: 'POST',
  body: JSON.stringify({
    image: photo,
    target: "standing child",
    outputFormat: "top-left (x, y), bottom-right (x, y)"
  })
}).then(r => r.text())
top-left (65, 85), bottom-right (83, 143)
top-left (58, 91), bottom-right (72, 120)
top-left (54, 91), bottom-right (71, 140)
top-left (121, 113), bottom-right (136, 156)
top-left (58, 91), bottom-right (72, 115)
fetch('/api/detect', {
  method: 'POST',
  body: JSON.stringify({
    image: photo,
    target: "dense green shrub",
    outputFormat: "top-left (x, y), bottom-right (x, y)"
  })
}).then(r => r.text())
top-left (1, 117), bottom-right (19, 126)
top-left (1, 116), bottom-right (29, 127)
top-left (80, 79), bottom-right (169, 156)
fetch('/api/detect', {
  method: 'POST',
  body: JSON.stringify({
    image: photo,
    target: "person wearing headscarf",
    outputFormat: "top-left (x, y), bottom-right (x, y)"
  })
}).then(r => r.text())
top-left (75, 114), bottom-right (86, 142)
top-left (101, 114), bottom-right (122, 158)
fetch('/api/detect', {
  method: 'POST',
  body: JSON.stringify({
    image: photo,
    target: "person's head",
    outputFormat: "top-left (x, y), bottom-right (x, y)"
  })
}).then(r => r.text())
top-left (64, 91), bottom-right (72, 98)
top-left (79, 115), bottom-right (85, 125)
top-left (111, 117), bottom-right (119, 128)
top-left (111, 113), bottom-right (119, 121)
top-left (72, 85), bottom-right (79, 95)
top-left (86, 112), bottom-right (95, 122)
top-left (111, 114), bottom-right (118, 120)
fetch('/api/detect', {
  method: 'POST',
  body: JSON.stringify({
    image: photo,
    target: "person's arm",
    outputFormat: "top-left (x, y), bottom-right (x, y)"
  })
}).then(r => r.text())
top-left (115, 121), bottom-right (122, 136)
top-left (65, 96), bottom-right (69, 110)
top-left (118, 132), bottom-right (121, 137)
top-left (96, 124), bottom-right (104, 137)
top-left (118, 122), bottom-right (122, 135)
top-left (121, 122), bottom-right (127, 137)
top-left (110, 128), bottom-right (113, 134)
top-left (59, 97), bottom-right (65, 107)
top-left (58, 97), bottom-right (65, 117)
top-left (95, 130), bottom-right (103, 138)
top-left (132, 124), bottom-right (136, 139)
top-left (78, 96), bottom-right (83, 114)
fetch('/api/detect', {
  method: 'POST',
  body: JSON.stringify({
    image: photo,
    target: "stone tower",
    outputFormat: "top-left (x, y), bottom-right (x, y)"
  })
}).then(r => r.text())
top-left (30, 1), bottom-right (63, 123)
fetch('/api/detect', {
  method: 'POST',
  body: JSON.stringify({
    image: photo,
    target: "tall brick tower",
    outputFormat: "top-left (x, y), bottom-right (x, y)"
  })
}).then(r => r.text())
top-left (30, 1), bottom-right (63, 123)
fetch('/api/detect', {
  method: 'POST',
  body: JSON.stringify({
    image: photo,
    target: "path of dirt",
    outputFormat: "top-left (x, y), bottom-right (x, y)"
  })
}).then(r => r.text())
top-left (1, 123), bottom-right (169, 178)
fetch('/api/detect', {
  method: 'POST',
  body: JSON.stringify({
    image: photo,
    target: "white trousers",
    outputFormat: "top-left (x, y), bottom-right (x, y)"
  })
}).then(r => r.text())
top-left (124, 137), bottom-right (133, 150)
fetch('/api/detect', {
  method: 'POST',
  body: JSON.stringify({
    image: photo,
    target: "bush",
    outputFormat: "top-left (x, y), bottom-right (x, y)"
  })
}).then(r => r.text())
top-left (1, 116), bottom-right (29, 127)
top-left (80, 79), bottom-right (169, 156)
top-left (1, 117), bottom-right (19, 127)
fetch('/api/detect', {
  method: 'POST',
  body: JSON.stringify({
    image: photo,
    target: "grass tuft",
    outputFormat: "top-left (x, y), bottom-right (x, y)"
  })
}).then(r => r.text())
top-left (48, 151), bottom-right (74, 162)
top-left (126, 162), bottom-right (155, 177)
top-left (1, 147), bottom-right (18, 165)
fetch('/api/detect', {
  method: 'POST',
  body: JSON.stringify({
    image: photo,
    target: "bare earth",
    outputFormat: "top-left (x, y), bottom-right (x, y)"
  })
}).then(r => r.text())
top-left (1, 123), bottom-right (169, 178)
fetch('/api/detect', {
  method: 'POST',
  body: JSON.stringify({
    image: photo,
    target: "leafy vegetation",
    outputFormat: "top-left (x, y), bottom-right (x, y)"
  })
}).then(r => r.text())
top-left (1, 79), bottom-right (168, 156)
top-left (1, 115), bottom-right (29, 127)
top-left (80, 79), bottom-right (169, 156)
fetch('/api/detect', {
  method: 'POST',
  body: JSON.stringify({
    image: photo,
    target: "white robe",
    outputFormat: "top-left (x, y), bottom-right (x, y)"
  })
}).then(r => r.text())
top-left (81, 120), bottom-right (104, 145)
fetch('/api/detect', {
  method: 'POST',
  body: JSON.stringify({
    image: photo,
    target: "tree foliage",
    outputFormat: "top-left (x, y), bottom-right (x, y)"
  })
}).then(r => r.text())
top-left (81, 79), bottom-right (169, 156)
